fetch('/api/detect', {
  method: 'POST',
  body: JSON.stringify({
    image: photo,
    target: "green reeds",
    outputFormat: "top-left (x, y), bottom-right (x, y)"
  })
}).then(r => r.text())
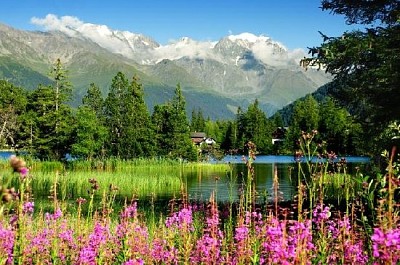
top-left (30, 170), bottom-right (182, 201)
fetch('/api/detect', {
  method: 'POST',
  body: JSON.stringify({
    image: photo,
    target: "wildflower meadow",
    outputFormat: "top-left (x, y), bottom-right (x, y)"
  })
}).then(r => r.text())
top-left (0, 135), bottom-right (399, 264)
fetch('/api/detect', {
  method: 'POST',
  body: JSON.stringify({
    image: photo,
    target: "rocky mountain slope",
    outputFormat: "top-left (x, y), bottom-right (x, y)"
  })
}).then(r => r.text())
top-left (0, 22), bottom-right (331, 119)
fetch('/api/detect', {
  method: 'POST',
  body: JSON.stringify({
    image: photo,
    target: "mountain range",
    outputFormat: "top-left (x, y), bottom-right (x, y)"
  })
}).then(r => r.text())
top-left (0, 21), bottom-right (331, 119)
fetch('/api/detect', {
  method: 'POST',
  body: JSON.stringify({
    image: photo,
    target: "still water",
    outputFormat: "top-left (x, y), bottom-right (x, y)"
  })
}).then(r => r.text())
top-left (0, 152), bottom-right (370, 203)
top-left (184, 162), bottom-right (296, 203)
top-left (184, 155), bottom-right (370, 202)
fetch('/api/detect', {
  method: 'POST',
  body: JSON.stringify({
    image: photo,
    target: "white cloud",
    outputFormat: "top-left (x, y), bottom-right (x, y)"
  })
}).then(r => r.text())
top-left (31, 14), bottom-right (83, 36)
top-left (288, 48), bottom-right (307, 64)
top-left (251, 41), bottom-right (289, 67)
top-left (153, 38), bottom-right (219, 62)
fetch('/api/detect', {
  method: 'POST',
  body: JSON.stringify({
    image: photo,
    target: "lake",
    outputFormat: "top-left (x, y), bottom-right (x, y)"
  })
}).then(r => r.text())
top-left (184, 155), bottom-right (370, 203)
top-left (0, 152), bottom-right (370, 203)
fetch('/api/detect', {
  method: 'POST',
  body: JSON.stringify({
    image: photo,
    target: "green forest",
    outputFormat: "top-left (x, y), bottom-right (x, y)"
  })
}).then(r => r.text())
top-left (0, 63), bottom-right (369, 162)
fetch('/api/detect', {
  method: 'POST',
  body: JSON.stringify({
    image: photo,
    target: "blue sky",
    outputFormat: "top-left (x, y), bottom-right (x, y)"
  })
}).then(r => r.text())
top-left (0, 0), bottom-right (359, 50)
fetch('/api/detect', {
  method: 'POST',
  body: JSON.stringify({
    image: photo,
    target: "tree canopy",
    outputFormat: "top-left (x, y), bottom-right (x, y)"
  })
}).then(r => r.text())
top-left (303, 0), bottom-right (399, 141)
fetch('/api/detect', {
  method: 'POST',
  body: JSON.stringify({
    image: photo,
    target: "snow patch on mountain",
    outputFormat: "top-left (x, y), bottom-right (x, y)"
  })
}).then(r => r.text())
top-left (153, 37), bottom-right (219, 63)
top-left (31, 14), bottom-right (159, 59)
top-left (31, 14), bottom-right (307, 67)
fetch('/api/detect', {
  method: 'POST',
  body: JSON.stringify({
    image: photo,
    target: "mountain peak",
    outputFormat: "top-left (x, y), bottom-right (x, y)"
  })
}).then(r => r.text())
top-left (228, 32), bottom-right (269, 43)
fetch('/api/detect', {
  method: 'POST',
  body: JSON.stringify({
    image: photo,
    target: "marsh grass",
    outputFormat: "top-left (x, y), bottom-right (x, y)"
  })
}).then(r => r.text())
top-left (1, 158), bottom-right (230, 201)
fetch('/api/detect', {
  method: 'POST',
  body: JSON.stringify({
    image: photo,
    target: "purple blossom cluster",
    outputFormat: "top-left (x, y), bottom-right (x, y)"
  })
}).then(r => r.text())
top-left (191, 202), bottom-right (223, 264)
top-left (0, 223), bottom-right (14, 265)
top-left (0, 200), bottom-right (398, 264)
top-left (165, 206), bottom-right (194, 232)
top-left (371, 227), bottom-right (400, 264)
top-left (22, 201), bottom-right (34, 215)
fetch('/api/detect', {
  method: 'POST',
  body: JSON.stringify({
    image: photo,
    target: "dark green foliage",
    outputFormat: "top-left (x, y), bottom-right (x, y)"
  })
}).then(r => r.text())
top-left (152, 84), bottom-right (198, 161)
top-left (190, 108), bottom-right (206, 132)
top-left (104, 73), bottom-right (155, 159)
top-left (27, 84), bottom-right (74, 160)
top-left (282, 94), bottom-right (364, 155)
top-left (82, 83), bottom-right (104, 118)
top-left (321, 0), bottom-right (399, 25)
top-left (20, 59), bottom-right (76, 160)
top-left (0, 80), bottom-right (28, 149)
top-left (220, 121), bottom-right (237, 152)
top-left (242, 99), bottom-right (273, 154)
top-left (50, 58), bottom-right (73, 110)
top-left (304, 0), bottom-right (400, 151)
top-left (71, 106), bottom-right (108, 160)
top-left (104, 72), bottom-right (127, 157)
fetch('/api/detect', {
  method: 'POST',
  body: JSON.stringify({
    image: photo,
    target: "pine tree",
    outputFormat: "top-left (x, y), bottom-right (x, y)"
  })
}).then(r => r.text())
top-left (72, 83), bottom-right (108, 160)
top-left (123, 75), bottom-right (155, 158)
top-left (152, 84), bottom-right (197, 161)
top-left (82, 83), bottom-right (104, 118)
top-left (243, 99), bottom-right (273, 154)
top-left (26, 59), bottom-right (74, 160)
top-left (104, 72), bottom-right (128, 157)
top-left (104, 73), bottom-right (155, 158)
top-left (0, 81), bottom-right (27, 149)
top-left (304, 0), bottom-right (400, 149)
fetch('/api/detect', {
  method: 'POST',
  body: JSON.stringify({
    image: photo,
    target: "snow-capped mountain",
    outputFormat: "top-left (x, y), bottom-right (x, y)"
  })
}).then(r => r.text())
top-left (0, 16), bottom-right (331, 119)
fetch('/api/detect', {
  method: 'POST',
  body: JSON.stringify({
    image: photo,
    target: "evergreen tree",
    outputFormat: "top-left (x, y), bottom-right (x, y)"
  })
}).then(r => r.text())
top-left (235, 107), bottom-right (246, 151)
top-left (220, 120), bottom-right (236, 153)
top-left (104, 73), bottom-right (155, 158)
top-left (27, 84), bottom-right (74, 160)
top-left (303, 0), bottom-right (400, 150)
top-left (319, 97), bottom-right (349, 154)
top-left (71, 106), bottom-right (108, 160)
top-left (82, 83), bottom-right (104, 118)
top-left (285, 95), bottom-right (320, 151)
top-left (0, 81), bottom-right (27, 149)
top-left (50, 58), bottom-right (72, 112)
top-left (169, 84), bottom-right (197, 160)
top-left (104, 72), bottom-right (128, 157)
top-left (123, 75), bottom-right (155, 158)
top-left (72, 83), bottom-right (108, 160)
top-left (242, 99), bottom-right (273, 154)
top-left (25, 59), bottom-right (74, 160)
top-left (152, 104), bottom-right (173, 156)
top-left (152, 84), bottom-right (197, 161)
top-left (190, 108), bottom-right (206, 132)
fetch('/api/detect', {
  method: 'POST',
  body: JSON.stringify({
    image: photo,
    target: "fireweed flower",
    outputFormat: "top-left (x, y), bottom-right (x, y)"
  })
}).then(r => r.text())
top-left (151, 238), bottom-right (178, 264)
top-left (120, 202), bottom-right (138, 220)
top-left (371, 227), bottom-right (400, 264)
top-left (0, 223), bottom-right (15, 265)
top-left (262, 218), bottom-right (288, 264)
top-left (312, 204), bottom-right (331, 225)
top-left (19, 167), bottom-right (29, 177)
top-left (191, 233), bottom-right (223, 264)
top-left (191, 201), bottom-right (223, 264)
top-left (45, 208), bottom-right (63, 222)
top-left (125, 224), bottom-right (149, 259)
top-left (24, 228), bottom-right (53, 263)
top-left (165, 206), bottom-right (194, 232)
top-left (23, 201), bottom-right (35, 215)
top-left (78, 222), bottom-right (112, 265)
top-left (123, 258), bottom-right (144, 265)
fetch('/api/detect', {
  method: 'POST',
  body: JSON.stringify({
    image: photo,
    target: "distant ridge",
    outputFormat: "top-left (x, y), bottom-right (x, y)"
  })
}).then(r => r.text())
top-left (0, 21), bottom-right (331, 119)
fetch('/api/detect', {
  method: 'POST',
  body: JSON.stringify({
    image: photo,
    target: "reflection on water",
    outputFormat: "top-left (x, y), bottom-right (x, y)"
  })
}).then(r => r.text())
top-left (0, 152), bottom-right (370, 204)
top-left (184, 163), bottom-right (296, 203)
top-left (183, 155), bottom-right (370, 203)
